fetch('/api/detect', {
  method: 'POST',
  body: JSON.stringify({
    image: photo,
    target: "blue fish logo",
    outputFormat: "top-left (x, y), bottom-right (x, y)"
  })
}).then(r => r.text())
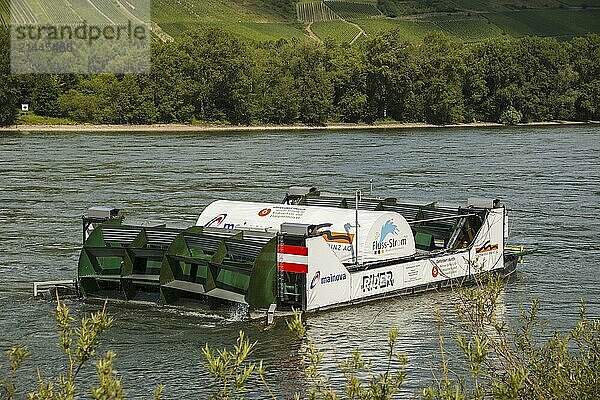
top-left (379, 219), bottom-right (398, 242)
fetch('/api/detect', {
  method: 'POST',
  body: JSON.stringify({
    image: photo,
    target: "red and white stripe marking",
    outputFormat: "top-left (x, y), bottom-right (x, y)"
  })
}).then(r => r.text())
top-left (277, 244), bottom-right (308, 274)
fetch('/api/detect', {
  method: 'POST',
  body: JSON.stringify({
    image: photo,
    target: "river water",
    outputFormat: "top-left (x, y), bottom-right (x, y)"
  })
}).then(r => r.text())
top-left (1, 125), bottom-right (599, 398)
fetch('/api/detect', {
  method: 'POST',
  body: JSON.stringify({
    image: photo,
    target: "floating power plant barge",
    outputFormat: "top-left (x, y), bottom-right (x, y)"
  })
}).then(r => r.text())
top-left (38, 187), bottom-right (529, 317)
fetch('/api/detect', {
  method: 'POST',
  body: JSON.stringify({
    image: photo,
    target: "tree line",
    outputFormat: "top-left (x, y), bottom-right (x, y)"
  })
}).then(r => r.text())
top-left (0, 28), bottom-right (599, 127)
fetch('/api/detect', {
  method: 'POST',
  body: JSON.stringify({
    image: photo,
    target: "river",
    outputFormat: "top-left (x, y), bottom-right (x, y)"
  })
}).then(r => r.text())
top-left (1, 125), bottom-right (599, 398)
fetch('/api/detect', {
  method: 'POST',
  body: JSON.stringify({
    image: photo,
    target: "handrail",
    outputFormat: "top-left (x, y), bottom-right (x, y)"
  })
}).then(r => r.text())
top-left (408, 214), bottom-right (477, 225)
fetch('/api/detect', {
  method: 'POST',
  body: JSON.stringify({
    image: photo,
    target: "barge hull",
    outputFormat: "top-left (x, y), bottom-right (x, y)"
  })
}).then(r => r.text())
top-left (305, 254), bottom-right (518, 313)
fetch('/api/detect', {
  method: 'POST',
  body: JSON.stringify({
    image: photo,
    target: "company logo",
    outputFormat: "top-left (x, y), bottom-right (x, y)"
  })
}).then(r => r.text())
top-left (372, 236), bottom-right (407, 254)
top-left (258, 208), bottom-right (272, 217)
top-left (310, 271), bottom-right (321, 289)
top-left (372, 219), bottom-right (406, 254)
top-left (361, 271), bottom-right (394, 292)
top-left (322, 231), bottom-right (355, 244)
top-left (475, 242), bottom-right (499, 254)
top-left (432, 265), bottom-right (439, 278)
top-left (205, 213), bottom-right (235, 230)
top-left (321, 273), bottom-right (347, 284)
top-left (380, 219), bottom-right (399, 242)
top-left (310, 270), bottom-right (347, 289)
top-left (372, 238), bottom-right (407, 254)
top-left (205, 213), bottom-right (227, 227)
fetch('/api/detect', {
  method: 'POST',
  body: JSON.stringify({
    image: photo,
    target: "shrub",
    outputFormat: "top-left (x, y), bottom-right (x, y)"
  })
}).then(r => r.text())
top-left (423, 276), bottom-right (600, 400)
top-left (2, 281), bottom-right (599, 399)
top-left (498, 105), bottom-right (523, 125)
top-left (0, 297), bottom-right (159, 400)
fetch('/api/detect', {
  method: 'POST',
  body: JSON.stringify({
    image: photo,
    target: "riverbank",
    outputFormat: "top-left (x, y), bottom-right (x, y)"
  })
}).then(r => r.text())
top-left (0, 120), bottom-right (597, 133)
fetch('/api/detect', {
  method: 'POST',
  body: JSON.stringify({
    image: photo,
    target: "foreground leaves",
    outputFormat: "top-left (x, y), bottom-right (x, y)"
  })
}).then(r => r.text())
top-left (423, 275), bottom-right (600, 400)
top-left (201, 330), bottom-right (275, 400)
top-left (2, 276), bottom-right (599, 399)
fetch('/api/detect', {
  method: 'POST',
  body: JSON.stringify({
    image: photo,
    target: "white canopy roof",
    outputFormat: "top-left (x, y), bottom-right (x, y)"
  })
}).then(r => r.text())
top-left (196, 200), bottom-right (416, 264)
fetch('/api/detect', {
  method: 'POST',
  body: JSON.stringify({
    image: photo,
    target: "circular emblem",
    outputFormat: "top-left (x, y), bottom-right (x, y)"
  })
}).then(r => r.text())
top-left (258, 208), bottom-right (272, 217)
top-left (432, 265), bottom-right (439, 278)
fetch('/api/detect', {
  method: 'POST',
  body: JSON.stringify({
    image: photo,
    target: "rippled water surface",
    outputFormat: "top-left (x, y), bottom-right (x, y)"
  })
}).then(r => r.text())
top-left (1, 126), bottom-right (599, 398)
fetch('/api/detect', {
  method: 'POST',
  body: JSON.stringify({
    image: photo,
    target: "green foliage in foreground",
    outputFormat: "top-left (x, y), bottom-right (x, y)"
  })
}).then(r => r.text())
top-left (201, 331), bottom-right (275, 400)
top-left (423, 277), bottom-right (600, 400)
top-left (203, 278), bottom-right (600, 400)
top-left (1, 277), bottom-right (599, 399)
top-left (1, 28), bottom-right (599, 127)
top-left (0, 297), bottom-right (163, 400)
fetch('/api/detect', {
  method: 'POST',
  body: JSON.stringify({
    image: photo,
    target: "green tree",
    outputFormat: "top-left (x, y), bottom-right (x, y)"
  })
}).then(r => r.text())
top-left (31, 75), bottom-right (64, 118)
top-left (281, 309), bottom-right (409, 400)
top-left (177, 28), bottom-right (255, 124)
top-left (570, 35), bottom-right (600, 120)
top-left (327, 44), bottom-right (367, 123)
top-left (58, 90), bottom-right (105, 123)
top-left (516, 37), bottom-right (576, 121)
top-left (201, 330), bottom-right (275, 400)
top-left (249, 43), bottom-right (300, 125)
top-left (3, 26), bottom-right (598, 127)
top-left (102, 75), bottom-right (158, 124)
top-left (464, 38), bottom-right (524, 122)
top-left (1, 299), bottom-right (166, 400)
top-left (58, 75), bottom-right (112, 123)
top-left (255, 51), bottom-right (300, 124)
top-left (574, 81), bottom-right (600, 120)
top-left (420, 32), bottom-right (465, 124)
top-left (468, 36), bottom-right (576, 123)
top-left (150, 41), bottom-right (195, 123)
top-left (498, 105), bottom-right (523, 125)
top-left (280, 41), bottom-right (333, 125)
top-left (0, 28), bottom-right (17, 126)
top-left (363, 30), bottom-right (423, 123)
